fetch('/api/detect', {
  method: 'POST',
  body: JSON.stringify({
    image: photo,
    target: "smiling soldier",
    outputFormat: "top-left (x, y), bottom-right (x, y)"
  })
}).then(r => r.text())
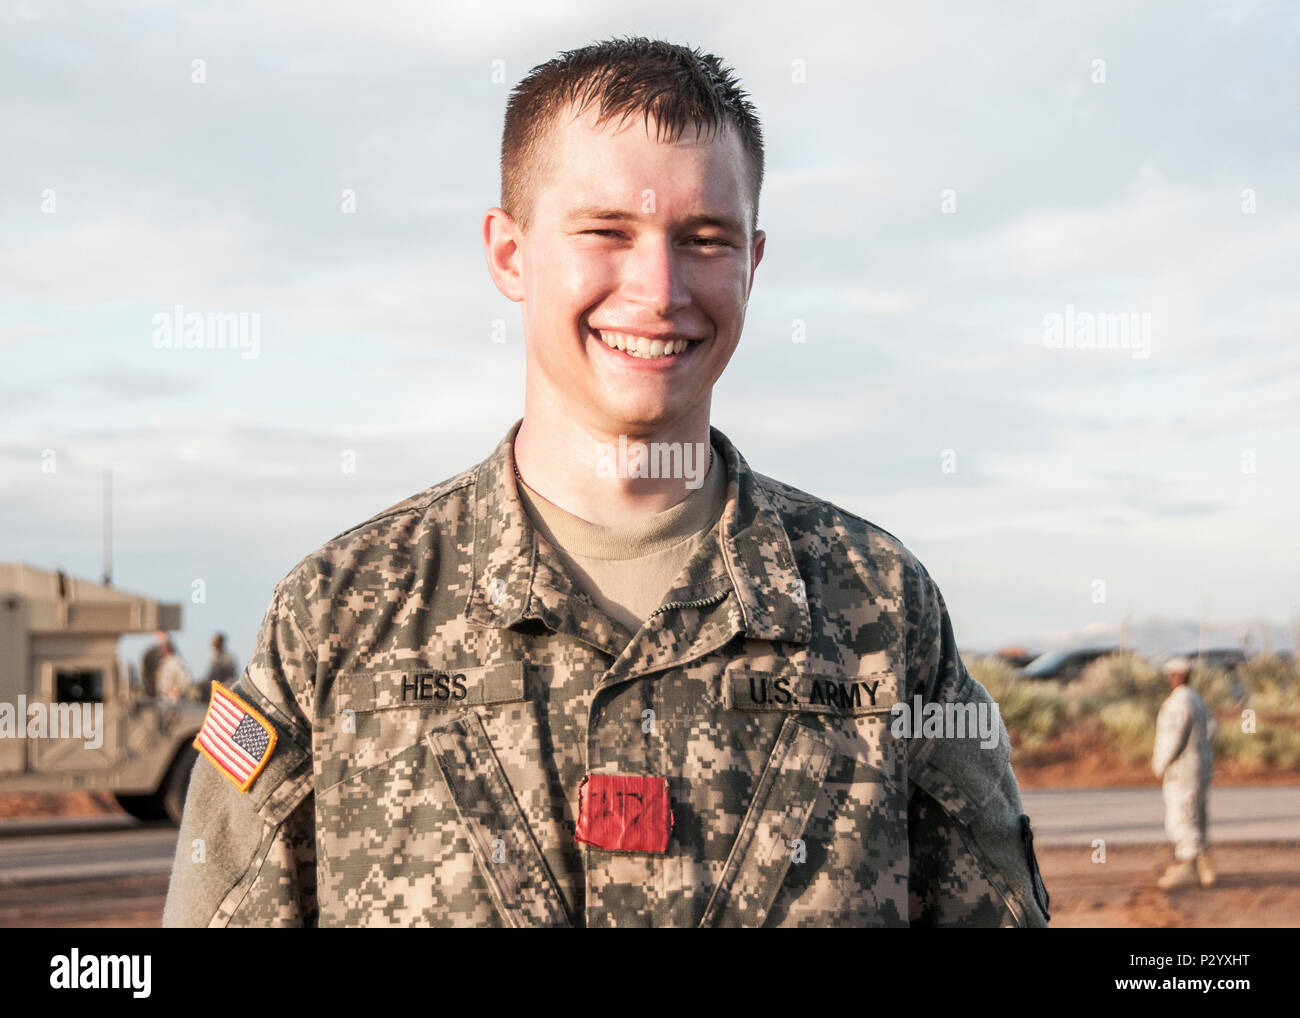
top-left (164, 36), bottom-right (1050, 928)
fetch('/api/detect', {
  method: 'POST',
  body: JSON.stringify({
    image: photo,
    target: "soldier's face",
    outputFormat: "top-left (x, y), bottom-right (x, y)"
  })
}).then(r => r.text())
top-left (510, 105), bottom-right (764, 433)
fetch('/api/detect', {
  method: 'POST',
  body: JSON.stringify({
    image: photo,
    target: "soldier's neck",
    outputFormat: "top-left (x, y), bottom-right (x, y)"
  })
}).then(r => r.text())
top-left (513, 403), bottom-right (714, 527)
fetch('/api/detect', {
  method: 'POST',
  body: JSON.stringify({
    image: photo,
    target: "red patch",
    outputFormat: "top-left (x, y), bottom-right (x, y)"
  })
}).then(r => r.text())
top-left (574, 774), bottom-right (673, 854)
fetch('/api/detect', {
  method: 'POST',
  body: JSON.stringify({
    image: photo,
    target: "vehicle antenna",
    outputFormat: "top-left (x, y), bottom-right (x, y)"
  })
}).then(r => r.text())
top-left (102, 469), bottom-right (113, 587)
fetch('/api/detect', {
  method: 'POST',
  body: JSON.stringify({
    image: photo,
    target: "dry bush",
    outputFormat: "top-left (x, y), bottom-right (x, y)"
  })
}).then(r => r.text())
top-left (967, 651), bottom-right (1299, 771)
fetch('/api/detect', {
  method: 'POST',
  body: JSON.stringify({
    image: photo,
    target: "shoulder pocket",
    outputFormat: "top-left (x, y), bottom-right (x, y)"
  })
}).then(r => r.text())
top-left (1020, 814), bottom-right (1050, 921)
top-left (909, 690), bottom-right (1048, 927)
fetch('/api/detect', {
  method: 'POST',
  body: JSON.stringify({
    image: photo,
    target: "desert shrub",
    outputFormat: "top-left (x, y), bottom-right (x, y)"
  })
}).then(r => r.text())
top-left (966, 652), bottom-right (1299, 772)
top-left (1198, 668), bottom-right (1250, 710)
top-left (1232, 655), bottom-right (1298, 713)
top-left (1213, 714), bottom-right (1300, 770)
top-left (1070, 652), bottom-right (1164, 709)
top-left (966, 656), bottom-right (1068, 747)
top-left (1098, 700), bottom-right (1158, 762)
top-left (965, 656), bottom-right (1020, 702)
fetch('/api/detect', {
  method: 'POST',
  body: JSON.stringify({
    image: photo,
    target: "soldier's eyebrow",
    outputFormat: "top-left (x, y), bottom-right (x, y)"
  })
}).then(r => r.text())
top-left (565, 203), bottom-right (636, 222)
top-left (565, 203), bottom-right (746, 235)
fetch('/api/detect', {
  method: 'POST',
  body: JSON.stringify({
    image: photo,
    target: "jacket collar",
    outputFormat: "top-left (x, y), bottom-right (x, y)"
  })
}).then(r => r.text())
top-left (464, 418), bottom-right (810, 648)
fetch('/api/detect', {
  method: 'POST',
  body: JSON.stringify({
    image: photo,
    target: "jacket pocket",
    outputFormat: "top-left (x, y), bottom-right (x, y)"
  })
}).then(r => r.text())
top-left (425, 713), bottom-right (571, 928)
top-left (699, 715), bottom-right (834, 927)
top-left (319, 661), bottom-right (527, 791)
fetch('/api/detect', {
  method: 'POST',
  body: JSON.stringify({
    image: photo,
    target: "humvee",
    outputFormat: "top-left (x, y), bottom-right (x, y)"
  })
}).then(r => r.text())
top-left (0, 563), bottom-right (204, 823)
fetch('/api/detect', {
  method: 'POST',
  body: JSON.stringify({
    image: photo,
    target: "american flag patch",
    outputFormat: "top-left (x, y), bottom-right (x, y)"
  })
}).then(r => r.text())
top-left (194, 681), bottom-right (278, 793)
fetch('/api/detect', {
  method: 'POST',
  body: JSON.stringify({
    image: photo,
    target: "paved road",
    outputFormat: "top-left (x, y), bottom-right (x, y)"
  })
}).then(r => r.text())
top-left (1022, 785), bottom-right (1300, 845)
top-left (0, 815), bottom-right (177, 885)
top-left (0, 785), bottom-right (1297, 887)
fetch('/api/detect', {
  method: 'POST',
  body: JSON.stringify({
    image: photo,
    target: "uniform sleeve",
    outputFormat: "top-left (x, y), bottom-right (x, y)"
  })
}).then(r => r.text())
top-left (162, 584), bottom-right (317, 927)
top-left (1152, 691), bottom-right (1192, 779)
top-left (903, 564), bottom-right (1051, 928)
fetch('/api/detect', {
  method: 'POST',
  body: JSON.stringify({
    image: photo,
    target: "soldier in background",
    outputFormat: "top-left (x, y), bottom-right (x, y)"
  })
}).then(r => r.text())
top-left (139, 629), bottom-right (169, 696)
top-left (156, 640), bottom-right (192, 702)
top-left (1153, 657), bottom-right (1217, 889)
top-left (195, 632), bottom-right (237, 704)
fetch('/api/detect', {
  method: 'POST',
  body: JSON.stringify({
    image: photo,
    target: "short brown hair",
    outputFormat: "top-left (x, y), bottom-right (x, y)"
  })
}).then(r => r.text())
top-left (500, 36), bottom-right (765, 233)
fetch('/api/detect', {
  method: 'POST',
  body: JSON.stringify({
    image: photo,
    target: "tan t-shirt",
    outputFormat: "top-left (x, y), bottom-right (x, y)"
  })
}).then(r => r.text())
top-left (515, 440), bottom-right (727, 641)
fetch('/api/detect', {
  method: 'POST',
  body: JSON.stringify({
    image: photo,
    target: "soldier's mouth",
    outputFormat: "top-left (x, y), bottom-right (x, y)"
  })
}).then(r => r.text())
top-left (591, 327), bottom-right (702, 361)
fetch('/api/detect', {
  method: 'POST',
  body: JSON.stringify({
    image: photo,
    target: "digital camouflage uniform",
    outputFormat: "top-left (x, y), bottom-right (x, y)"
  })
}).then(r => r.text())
top-left (1152, 684), bottom-right (1215, 861)
top-left (163, 419), bottom-right (1051, 928)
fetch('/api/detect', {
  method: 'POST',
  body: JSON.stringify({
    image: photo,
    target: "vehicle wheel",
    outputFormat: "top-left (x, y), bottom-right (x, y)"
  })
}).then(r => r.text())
top-left (114, 793), bottom-right (168, 822)
top-left (161, 743), bottom-right (200, 824)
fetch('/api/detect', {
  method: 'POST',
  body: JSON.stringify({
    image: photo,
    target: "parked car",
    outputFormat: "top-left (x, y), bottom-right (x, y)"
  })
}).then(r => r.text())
top-left (1019, 646), bottom-right (1119, 682)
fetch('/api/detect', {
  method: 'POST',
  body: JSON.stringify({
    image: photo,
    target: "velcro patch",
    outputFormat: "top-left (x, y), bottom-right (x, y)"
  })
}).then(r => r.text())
top-left (194, 681), bottom-right (277, 793)
top-left (575, 774), bottom-right (673, 854)
top-left (725, 668), bottom-right (896, 716)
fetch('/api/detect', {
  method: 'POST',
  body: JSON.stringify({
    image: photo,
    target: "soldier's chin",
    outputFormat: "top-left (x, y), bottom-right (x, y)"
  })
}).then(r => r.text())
top-left (596, 392), bottom-right (681, 429)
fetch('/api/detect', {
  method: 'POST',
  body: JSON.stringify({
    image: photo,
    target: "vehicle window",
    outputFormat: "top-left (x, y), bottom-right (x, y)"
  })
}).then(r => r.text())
top-left (1023, 650), bottom-right (1069, 676)
top-left (55, 668), bottom-right (104, 704)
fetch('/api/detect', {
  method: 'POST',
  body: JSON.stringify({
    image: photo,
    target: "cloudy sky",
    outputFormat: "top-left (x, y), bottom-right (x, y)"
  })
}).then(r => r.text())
top-left (2, 1), bottom-right (1297, 675)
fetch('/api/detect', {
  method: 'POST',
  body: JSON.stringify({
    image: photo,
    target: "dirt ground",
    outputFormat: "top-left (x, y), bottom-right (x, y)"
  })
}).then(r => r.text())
top-left (0, 791), bottom-right (121, 819)
top-left (1038, 841), bottom-right (1300, 927)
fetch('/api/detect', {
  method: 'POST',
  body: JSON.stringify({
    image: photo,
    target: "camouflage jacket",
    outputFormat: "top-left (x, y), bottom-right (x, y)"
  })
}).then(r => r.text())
top-left (1153, 685), bottom-right (1215, 787)
top-left (163, 419), bottom-right (1051, 928)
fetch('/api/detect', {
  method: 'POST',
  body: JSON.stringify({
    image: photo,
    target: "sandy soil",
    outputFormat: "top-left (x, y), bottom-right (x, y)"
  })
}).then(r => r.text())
top-left (0, 791), bottom-right (121, 819)
top-left (1039, 841), bottom-right (1300, 927)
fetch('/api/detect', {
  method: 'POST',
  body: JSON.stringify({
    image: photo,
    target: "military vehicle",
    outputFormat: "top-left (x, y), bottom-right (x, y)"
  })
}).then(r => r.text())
top-left (0, 563), bottom-right (204, 823)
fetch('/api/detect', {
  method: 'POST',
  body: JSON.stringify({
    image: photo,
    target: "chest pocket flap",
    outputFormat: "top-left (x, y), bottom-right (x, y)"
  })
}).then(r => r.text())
top-left (320, 660), bottom-right (527, 792)
top-left (700, 716), bottom-right (834, 928)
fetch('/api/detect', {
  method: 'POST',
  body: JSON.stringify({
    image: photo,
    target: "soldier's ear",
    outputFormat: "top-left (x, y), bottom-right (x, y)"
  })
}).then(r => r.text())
top-left (483, 207), bottom-right (525, 303)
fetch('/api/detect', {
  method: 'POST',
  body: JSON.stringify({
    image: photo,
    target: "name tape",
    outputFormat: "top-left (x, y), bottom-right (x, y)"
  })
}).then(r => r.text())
top-left (336, 660), bottom-right (526, 715)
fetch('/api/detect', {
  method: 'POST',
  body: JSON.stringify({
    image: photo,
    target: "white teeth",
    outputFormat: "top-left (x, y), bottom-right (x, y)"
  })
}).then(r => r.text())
top-left (595, 330), bottom-right (695, 358)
